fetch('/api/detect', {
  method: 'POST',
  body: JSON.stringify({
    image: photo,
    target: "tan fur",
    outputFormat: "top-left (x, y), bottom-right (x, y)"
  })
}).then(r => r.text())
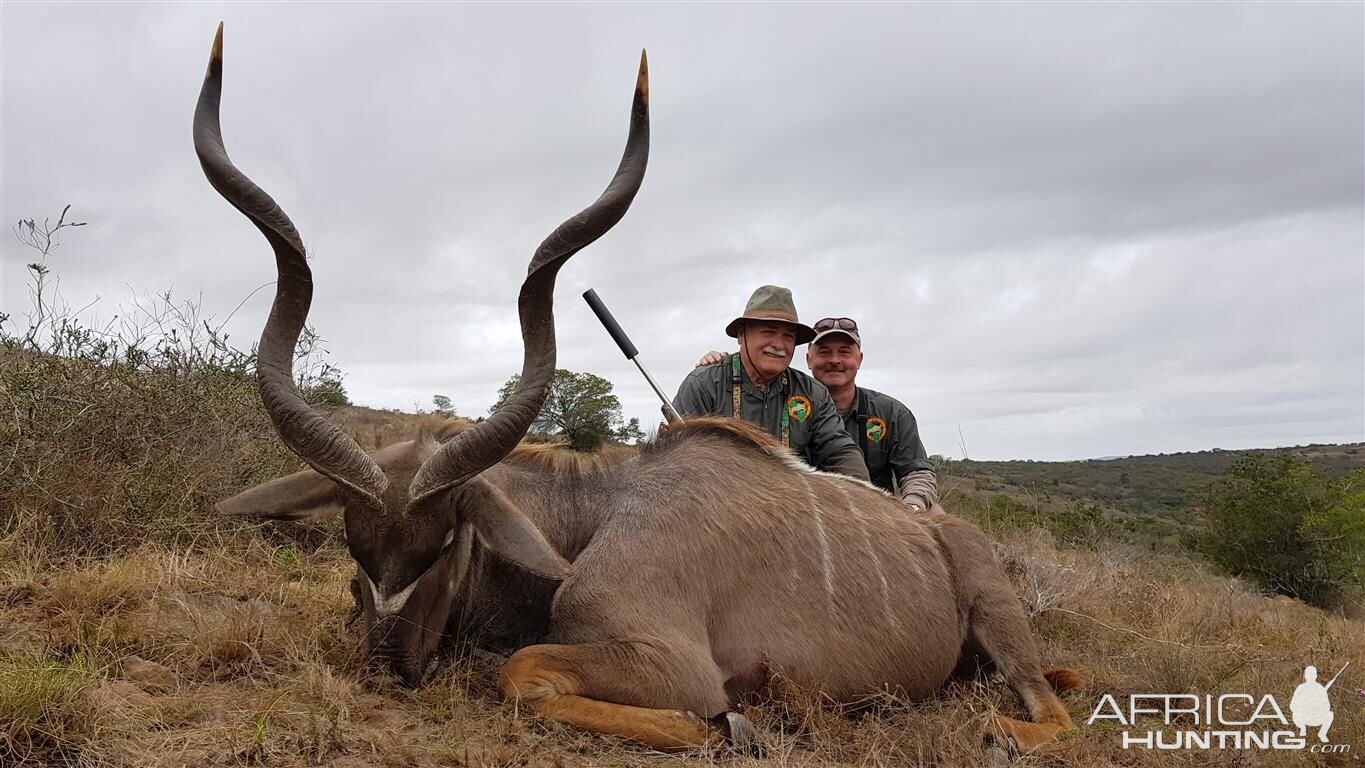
top-left (499, 646), bottom-right (715, 752)
top-left (494, 428), bottom-right (1076, 752)
top-left (654, 414), bottom-right (779, 447)
top-left (503, 442), bottom-right (630, 474)
top-left (656, 416), bottom-right (893, 497)
top-left (221, 418), bottom-right (1077, 753)
top-left (418, 418), bottom-right (632, 475)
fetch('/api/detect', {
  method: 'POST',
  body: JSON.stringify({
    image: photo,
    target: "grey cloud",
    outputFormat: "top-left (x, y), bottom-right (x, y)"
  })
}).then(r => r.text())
top-left (3, 3), bottom-right (1360, 460)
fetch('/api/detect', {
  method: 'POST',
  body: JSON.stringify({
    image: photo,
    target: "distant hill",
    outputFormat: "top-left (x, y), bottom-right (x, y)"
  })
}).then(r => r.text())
top-left (941, 442), bottom-right (1365, 548)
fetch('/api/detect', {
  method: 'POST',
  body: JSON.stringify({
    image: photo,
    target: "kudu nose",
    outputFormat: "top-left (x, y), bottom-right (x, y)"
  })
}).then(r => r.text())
top-left (364, 616), bottom-right (437, 688)
top-left (368, 648), bottom-right (423, 688)
top-left (372, 654), bottom-right (437, 688)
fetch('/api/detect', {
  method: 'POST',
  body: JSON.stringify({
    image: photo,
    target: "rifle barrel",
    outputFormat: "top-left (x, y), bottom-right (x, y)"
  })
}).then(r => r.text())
top-left (583, 289), bottom-right (684, 425)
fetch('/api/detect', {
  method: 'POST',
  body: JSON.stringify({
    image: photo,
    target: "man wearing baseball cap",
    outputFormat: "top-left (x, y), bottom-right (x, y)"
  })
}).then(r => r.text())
top-left (807, 317), bottom-right (940, 513)
top-left (672, 286), bottom-right (870, 481)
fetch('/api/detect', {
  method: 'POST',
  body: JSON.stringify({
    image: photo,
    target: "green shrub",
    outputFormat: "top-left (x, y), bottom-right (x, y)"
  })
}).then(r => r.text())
top-left (0, 209), bottom-right (353, 559)
top-left (1191, 453), bottom-right (1364, 609)
top-left (956, 493), bottom-right (1118, 549)
top-left (0, 348), bottom-right (300, 558)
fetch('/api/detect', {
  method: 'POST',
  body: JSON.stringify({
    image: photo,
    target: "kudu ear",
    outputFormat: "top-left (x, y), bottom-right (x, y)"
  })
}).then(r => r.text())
top-left (462, 479), bottom-right (572, 581)
top-left (215, 467), bottom-right (342, 521)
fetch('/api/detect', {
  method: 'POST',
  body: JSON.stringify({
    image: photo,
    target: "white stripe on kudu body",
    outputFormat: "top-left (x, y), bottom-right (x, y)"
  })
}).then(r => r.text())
top-left (839, 483), bottom-right (897, 629)
top-left (799, 474), bottom-right (836, 603)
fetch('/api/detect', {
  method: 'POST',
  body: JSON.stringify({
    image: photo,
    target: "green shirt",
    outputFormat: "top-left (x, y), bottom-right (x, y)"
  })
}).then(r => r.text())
top-left (672, 354), bottom-right (870, 481)
top-left (840, 386), bottom-right (934, 494)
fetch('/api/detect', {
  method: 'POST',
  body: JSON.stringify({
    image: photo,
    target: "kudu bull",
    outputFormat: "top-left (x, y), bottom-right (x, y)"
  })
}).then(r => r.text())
top-left (200, 24), bottom-right (1077, 753)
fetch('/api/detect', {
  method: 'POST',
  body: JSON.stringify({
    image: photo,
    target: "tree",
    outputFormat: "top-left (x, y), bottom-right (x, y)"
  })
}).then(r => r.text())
top-left (614, 417), bottom-right (645, 445)
top-left (1193, 453), bottom-right (1365, 609)
top-left (491, 369), bottom-right (626, 452)
top-left (432, 394), bottom-right (457, 418)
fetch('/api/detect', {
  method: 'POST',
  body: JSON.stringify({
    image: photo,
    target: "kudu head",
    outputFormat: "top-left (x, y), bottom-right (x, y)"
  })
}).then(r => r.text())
top-left (197, 23), bottom-right (649, 685)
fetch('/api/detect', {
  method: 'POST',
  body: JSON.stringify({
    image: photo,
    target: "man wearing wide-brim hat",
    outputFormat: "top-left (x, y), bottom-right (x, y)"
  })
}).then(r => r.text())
top-left (672, 286), bottom-right (869, 481)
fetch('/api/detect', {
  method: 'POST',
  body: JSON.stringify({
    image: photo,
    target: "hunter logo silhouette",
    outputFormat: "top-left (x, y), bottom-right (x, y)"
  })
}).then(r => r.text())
top-left (1291, 663), bottom-right (1348, 743)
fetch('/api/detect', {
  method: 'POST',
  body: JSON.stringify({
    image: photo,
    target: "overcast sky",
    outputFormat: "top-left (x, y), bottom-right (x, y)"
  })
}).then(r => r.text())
top-left (3, 3), bottom-right (1361, 461)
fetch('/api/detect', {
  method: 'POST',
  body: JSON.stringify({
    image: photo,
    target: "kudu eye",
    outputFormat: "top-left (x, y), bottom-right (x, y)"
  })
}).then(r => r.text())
top-left (407, 528), bottom-right (459, 578)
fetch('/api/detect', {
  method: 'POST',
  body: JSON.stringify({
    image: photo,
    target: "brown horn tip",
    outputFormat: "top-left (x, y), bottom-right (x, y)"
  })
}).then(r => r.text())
top-left (193, 17), bottom-right (388, 509)
top-left (205, 22), bottom-right (224, 79)
top-left (636, 50), bottom-right (648, 107)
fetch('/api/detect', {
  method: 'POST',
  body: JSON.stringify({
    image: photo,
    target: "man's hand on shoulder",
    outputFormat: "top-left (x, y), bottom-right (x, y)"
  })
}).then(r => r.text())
top-left (695, 350), bottom-right (726, 368)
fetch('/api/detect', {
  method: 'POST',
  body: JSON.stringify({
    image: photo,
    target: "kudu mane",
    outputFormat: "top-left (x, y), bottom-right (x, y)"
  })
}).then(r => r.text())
top-left (419, 419), bottom-right (634, 475)
top-left (422, 416), bottom-right (842, 480)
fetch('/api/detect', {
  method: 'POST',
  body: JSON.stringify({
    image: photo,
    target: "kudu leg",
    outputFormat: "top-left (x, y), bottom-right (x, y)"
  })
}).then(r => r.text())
top-left (969, 582), bottom-right (1076, 752)
top-left (498, 639), bottom-right (732, 752)
top-left (937, 519), bottom-right (1076, 752)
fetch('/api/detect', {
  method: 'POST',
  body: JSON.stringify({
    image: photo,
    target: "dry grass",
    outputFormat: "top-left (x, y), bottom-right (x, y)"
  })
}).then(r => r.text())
top-left (2, 534), bottom-right (1361, 767)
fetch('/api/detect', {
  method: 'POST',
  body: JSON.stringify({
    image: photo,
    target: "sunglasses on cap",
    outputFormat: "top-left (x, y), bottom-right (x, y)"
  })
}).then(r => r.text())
top-left (813, 317), bottom-right (858, 332)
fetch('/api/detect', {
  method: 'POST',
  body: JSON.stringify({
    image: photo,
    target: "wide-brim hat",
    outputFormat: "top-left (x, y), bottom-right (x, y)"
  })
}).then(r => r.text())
top-left (724, 285), bottom-right (816, 345)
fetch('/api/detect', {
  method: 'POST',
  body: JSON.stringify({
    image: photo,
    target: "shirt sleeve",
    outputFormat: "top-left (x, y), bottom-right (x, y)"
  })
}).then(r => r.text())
top-left (807, 385), bottom-right (871, 482)
top-left (889, 402), bottom-right (937, 505)
top-left (897, 469), bottom-right (939, 508)
top-left (672, 367), bottom-right (716, 418)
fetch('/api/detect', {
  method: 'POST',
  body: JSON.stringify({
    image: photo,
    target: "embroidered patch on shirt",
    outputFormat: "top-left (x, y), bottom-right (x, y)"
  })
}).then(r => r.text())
top-left (786, 394), bottom-right (812, 423)
top-left (866, 416), bottom-right (888, 444)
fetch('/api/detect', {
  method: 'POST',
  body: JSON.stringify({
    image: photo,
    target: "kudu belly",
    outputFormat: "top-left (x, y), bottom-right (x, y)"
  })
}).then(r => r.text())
top-left (709, 546), bottom-right (966, 703)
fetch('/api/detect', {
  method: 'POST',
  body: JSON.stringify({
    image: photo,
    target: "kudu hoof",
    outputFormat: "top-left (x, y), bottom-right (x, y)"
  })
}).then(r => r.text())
top-left (711, 710), bottom-right (765, 757)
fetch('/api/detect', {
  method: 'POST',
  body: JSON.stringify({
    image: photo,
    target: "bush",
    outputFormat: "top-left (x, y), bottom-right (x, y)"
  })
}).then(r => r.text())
top-left (300, 375), bottom-right (350, 408)
top-left (0, 208), bottom-right (347, 560)
top-left (1191, 453), bottom-right (1364, 609)
top-left (955, 493), bottom-right (1118, 549)
top-left (0, 346), bottom-right (300, 558)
